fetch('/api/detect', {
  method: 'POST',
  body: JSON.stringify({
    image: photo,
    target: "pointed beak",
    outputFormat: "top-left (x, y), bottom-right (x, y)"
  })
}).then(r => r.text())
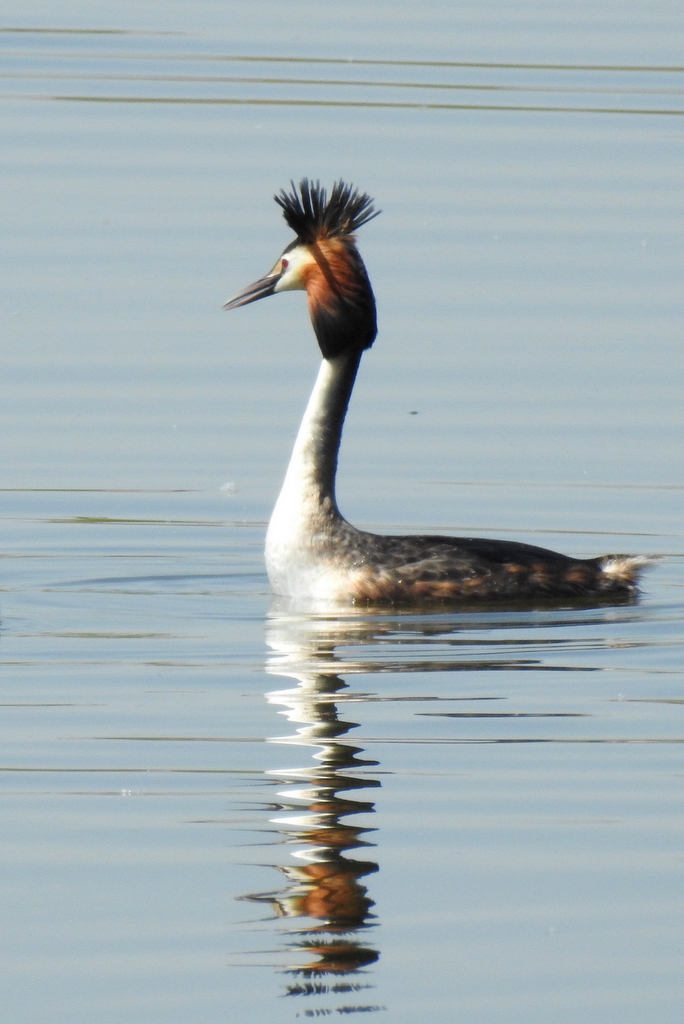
top-left (223, 271), bottom-right (281, 310)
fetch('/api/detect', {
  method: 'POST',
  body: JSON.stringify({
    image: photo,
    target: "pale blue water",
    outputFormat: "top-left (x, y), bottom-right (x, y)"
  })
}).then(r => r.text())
top-left (2, 4), bottom-right (684, 1022)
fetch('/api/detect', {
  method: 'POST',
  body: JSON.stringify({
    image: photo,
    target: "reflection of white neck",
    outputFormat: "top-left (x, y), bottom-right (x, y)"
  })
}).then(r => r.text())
top-left (265, 348), bottom-right (362, 597)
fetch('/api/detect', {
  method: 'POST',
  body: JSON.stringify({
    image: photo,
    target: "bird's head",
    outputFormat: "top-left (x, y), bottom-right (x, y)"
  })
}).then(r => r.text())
top-left (224, 179), bottom-right (379, 359)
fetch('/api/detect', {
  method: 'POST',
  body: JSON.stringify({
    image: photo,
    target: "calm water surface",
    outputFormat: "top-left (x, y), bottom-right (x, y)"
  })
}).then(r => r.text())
top-left (2, 3), bottom-right (684, 1022)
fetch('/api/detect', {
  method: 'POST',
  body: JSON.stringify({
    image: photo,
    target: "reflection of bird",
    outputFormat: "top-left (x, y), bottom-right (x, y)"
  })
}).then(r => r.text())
top-left (225, 179), bottom-right (649, 603)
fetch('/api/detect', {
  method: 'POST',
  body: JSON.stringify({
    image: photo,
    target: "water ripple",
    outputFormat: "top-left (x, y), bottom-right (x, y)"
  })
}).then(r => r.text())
top-left (3, 31), bottom-right (684, 114)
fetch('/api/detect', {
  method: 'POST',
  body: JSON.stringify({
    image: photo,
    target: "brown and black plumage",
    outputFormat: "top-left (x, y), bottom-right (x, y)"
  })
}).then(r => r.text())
top-left (224, 179), bottom-right (650, 604)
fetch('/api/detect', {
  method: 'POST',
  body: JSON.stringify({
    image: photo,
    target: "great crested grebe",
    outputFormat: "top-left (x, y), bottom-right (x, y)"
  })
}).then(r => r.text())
top-left (225, 179), bottom-right (649, 603)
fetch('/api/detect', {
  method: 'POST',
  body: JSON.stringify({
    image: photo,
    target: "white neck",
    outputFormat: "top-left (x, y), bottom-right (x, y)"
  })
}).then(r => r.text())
top-left (265, 348), bottom-right (362, 596)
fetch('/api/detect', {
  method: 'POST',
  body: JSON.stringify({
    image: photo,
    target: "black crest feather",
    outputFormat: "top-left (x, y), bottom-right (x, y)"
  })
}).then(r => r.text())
top-left (274, 179), bottom-right (380, 242)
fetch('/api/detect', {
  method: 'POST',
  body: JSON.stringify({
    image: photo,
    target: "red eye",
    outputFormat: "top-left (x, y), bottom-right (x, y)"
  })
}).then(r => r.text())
top-left (281, 258), bottom-right (289, 269)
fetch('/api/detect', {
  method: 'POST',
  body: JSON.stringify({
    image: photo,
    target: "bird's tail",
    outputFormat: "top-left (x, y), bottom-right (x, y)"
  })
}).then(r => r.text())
top-left (598, 554), bottom-right (658, 587)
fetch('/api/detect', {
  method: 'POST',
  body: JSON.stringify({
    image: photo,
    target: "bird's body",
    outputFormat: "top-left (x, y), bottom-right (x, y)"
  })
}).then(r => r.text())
top-left (225, 180), bottom-right (649, 604)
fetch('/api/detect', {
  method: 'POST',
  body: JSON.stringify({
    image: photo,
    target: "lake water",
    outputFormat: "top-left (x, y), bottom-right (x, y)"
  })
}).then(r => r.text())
top-left (2, 3), bottom-right (684, 1022)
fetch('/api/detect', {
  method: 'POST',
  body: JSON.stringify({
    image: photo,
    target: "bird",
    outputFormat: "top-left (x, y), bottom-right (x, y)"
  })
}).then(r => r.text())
top-left (224, 179), bottom-right (650, 604)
